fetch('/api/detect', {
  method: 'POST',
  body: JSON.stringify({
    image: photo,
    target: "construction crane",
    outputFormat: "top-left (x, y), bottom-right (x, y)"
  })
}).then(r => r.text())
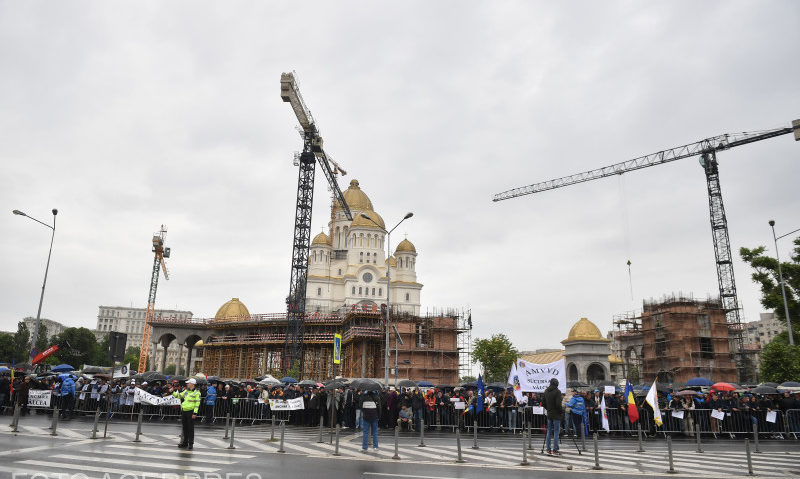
top-left (281, 72), bottom-right (353, 375)
top-left (137, 225), bottom-right (170, 373)
top-left (493, 119), bottom-right (800, 377)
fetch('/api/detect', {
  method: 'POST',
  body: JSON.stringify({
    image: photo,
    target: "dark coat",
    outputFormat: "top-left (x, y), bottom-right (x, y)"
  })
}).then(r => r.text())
top-left (542, 384), bottom-right (563, 420)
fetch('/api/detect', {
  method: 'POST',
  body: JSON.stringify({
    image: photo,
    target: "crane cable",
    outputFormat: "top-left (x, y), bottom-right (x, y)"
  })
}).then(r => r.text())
top-left (618, 174), bottom-right (634, 301)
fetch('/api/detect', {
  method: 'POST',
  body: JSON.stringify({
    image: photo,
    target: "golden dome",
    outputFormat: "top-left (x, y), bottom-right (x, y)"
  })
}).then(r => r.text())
top-left (351, 210), bottom-right (385, 229)
top-left (562, 317), bottom-right (609, 343)
top-left (335, 179), bottom-right (374, 212)
top-left (608, 353), bottom-right (623, 364)
top-left (388, 255), bottom-right (397, 267)
top-left (214, 298), bottom-right (251, 322)
top-left (194, 340), bottom-right (204, 347)
top-left (312, 231), bottom-right (331, 245)
top-left (395, 238), bottom-right (416, 253)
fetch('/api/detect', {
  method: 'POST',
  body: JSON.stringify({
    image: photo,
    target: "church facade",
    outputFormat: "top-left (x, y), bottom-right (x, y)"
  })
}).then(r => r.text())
top-left (306, 179), bottom-right (422, 315)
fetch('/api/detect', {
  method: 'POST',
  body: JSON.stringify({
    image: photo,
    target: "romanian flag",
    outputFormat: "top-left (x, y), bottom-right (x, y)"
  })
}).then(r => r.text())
top-left (624, 380), bottom-right (639, 423)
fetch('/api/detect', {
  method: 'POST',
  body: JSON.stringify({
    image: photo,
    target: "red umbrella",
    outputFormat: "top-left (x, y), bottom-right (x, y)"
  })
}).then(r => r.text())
top-left (711, 382), bottom-right (736, 392)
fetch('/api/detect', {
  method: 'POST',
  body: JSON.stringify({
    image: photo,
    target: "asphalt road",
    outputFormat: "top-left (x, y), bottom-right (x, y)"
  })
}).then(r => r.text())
top-left (1, 414), bottom-right (798, 479)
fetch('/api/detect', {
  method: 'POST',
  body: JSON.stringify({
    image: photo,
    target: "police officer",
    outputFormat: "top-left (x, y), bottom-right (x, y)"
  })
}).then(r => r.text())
top-left (170, 378), bottom-right (201, 450)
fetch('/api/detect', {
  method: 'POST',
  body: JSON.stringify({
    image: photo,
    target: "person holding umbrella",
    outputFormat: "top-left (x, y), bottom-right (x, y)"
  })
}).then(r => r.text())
top-left (170, 378), bottom-right (201, 450)
top-left (360, 388), bottom-right (381, 451)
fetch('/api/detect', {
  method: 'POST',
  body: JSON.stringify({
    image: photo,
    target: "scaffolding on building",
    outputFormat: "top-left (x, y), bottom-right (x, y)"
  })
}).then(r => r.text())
top-left (611, 293), bottom-right (740, 384)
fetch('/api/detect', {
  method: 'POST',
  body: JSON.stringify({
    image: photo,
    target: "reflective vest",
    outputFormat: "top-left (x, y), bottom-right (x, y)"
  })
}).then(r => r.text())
top-left (174, 388), bottom-right (202, 413)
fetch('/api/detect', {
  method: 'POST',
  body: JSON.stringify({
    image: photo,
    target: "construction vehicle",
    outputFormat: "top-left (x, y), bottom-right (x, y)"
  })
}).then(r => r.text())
top-left (137, 225), bottom-right (170, 373)
top-left (280, 72), bottom-right (353, 375)
top-left (493, 119), bottom-right (800, 378)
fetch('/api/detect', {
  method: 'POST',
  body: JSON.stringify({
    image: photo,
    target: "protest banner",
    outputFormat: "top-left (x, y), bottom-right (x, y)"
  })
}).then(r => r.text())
top-left (28, 390), bottom-right (51, 407)
top-left (134, 387), bottom-right (181, 406)
top-left (512, 358), bottom-right (567, 393)
top-left (269, 397), bottom-right (304, 411)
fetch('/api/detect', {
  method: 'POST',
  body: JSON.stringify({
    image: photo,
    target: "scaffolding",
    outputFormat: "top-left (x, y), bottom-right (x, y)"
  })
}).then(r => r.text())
top-left (611, 293), bottom-right (739, 384)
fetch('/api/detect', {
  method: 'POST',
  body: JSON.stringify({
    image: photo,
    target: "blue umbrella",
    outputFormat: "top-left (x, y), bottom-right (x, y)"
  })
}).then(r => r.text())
top-left (51, 364), bottom-right (75, 373)
top-left (0, 366), bottom-right (9, 372)
top-left (685, 377), bottom-right (712, 387)
top-left (417, 381), bottom-right (434, 387)
top-left (281, 376), bottom-right (298, 384)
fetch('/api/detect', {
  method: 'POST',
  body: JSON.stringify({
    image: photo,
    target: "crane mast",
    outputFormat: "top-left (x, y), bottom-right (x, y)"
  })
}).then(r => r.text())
top-left (493, 119), bottom-right (799, 380)
top-left (281, 72), bottom-right (352, 376)
top-left (137, 225), bottom-right (170, 373)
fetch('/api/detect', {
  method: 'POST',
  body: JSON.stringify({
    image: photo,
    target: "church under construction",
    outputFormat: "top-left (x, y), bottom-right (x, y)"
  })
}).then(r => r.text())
top-left (146, 180), bottom-right (472, 383)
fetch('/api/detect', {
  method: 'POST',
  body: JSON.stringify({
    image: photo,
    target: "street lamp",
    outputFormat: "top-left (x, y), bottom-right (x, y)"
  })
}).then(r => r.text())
top-left (769, 220), bottom-right (799, 346)
top-left (13, 208), bottom-right (58, 362)
top-left (361, 211), bottom-right (413, 388)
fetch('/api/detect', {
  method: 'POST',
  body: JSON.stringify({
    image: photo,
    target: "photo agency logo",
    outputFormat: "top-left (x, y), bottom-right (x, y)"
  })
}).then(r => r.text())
top-left (12, 474), bottom-right (264, 479)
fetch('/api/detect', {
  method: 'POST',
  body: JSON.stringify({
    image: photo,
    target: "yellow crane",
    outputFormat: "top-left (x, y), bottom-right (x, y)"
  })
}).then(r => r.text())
top-left (138, 225), bottom-right (170, 373)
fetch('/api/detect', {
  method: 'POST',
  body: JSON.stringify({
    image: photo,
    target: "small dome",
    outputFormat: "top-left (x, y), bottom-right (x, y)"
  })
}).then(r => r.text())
top-left (312, 231), bottom-right (330, 245)
top-left (335, 179), bottom-right (374, 213)
top-left (395, 238), bottom-right (416, 253)
top-left (351, 210), bottom-right (385, 229)
top-left (388, 255), bottom-right (397, 267)
top-left (194, 340), bottom-right (204, 347)
top-left (562, 317), bottom-right (609, 343)
top-left (214, 298), bottom-right (250, 322)
top-left (608, 353), bottom-right (623, 364)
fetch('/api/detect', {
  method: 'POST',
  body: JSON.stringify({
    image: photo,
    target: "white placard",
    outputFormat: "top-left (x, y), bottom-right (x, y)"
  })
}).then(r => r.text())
top-left (269, 397), bottom-right (304, 411)
top-left (28, 390), bottom-right (51, 407)
top-left (532, 406), bottom-right (545, 415)
top-left (454, 401), bottom-right (465, 410)
top-left (710, 409), bottom-right (725, 421)
top-left (514, 358), bottom-right (567, 394)
top-left (766, 411), bottom-right (777, 423)
top-left (604, 386), bottom-right (615, 395)
top-left (113, 363), bottom-right (130, 378)
top-left (671, 410), bottom-right (684, 420)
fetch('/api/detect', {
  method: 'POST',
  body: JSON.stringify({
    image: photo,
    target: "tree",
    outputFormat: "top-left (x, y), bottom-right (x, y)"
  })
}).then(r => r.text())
top-left (50, 327), bottom-right (101, 368)
top-left (94, 334), bottom-right (110, 366)
top-left (471, 334), bottom-right (518, 383)
top-left (12, 322), bottom-right (30, 363)
top-left (34, 323), bottom-right (49, 356)
top-left (460, 375), bottom-right (476, 383)
top-left (164, 365), bottom-right (176, 375)
top-left (741, 236), bottom-right (800, 380)
top-left (627, 365), bottom-right (640, 384)
top-left (123, 347), bottom-right (141, 369)
top-left (0, 333), bottom-right (15, 363)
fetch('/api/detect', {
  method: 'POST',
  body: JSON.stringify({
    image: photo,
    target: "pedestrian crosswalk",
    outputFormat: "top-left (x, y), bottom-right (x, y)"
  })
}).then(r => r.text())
top-left (3, 423), bottom-right (799, 477)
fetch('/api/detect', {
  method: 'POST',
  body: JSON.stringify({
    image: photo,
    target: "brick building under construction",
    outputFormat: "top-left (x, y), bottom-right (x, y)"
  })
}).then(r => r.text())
top-left (147, 299), bottom-right (471, 384)
top-left (611, 294), bottom-right (739, 384)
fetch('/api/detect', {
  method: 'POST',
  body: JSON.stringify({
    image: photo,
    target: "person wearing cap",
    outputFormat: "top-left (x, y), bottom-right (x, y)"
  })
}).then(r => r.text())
top-left (170, 378), bottom-right (201, 449)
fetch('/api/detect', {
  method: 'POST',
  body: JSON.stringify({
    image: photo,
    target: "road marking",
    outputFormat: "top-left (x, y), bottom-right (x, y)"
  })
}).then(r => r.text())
top-left (195, 436), bottom-right (232, 448)
top-left (16, 459), bottom-right (218, 475)
top-left (46, 454), bottom-right (220, 472)
top-left (104, 443), bottom-right (256, 458)
top-left (363, 473), bottom-right (453, 479)
top-left (61, 448), bottom-right (240, 464)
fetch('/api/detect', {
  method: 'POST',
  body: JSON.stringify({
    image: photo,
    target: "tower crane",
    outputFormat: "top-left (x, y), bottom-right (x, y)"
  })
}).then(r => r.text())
top-left (137, 225), bottom-right (170, 373)
top-left (281, 72), bottom-right (353, 375)
top-left (493, 119), bottom-right (800, 376)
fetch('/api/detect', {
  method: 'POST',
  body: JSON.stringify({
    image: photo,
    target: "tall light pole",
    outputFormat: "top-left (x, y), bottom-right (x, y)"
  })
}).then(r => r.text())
top-left (769, 220), bottom-right (799, 346)
top-left (13, 208), bottom-right (58, 363)
top-left (362, 211), bottom-right (413, 388)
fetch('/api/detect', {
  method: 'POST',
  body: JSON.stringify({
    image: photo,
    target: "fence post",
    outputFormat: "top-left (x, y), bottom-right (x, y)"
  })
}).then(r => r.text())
top-left (332, 423), bottom-right (340, 456)
top-left (752, 422), bottom-right (760, 453)
top-left (592, 432), bottom-right (602, 470)
top-left (527, 414), bottom-right (533, 450)
top-left (133, 409), bottom-right (143, 442)
top-left (90, 409), bottom-right (101, 439)
top-left (279, 421), bottom-right (287, 453)
top-left (581, 420), bottom-right (587, 452)
top-left (455, 424), bottom-right (466, 463)
top-left (270, 415), bottom-right (277, 442)
top-left (227, 413), bottom-right (236, 449)
top-left (695, 423), bottom-right (703, 453)
top-left (223, 413), bottom-right (230, 440)
top-left (666, 435), bottom-right (677, 474)
top-left (10, 404), bottom-right (20, 432)
top-left (745, 438), bottom-right (754, 476)
top-left (419, 416), bottom-right (425, 447)
top-left (50, 407), bottom-right (59, 436)
top-left (472, 419), bottom-right (479, 449)
top-left (317, 415), bottom-right (324, 443)
top-left (392, 425), bottom-right (400, 460)
top-left (520, 429), bottom-right (530, 466)
top-left (636, 421), bottom-right (644, 452)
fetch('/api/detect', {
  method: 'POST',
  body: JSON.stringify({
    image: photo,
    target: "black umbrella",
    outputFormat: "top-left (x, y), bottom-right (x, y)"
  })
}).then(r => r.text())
top-left (193, 376), bottom-right (208, 385)
top-left (207, 376), bottom-right (222, 383)
top-left (298, 379), bottom-right (318, 386)
top-left (751, 386), bottom-right (779, 395)
top-left (759, 382), bottom-right (779, 388)
top-left (567, 381), bottom-right (589, 389)
top-left (350, 378), bottom-right (382, 391)
top-left (397, 379), bottom-right (418, 389)
top-left (142, 371), bottom-right (167, 382)
top-left (324, 379), bottom-right (346, 391)
top-left (169, 375), bottom-right (188, 382)
top-left (780, 381), bottom-right (800, 388)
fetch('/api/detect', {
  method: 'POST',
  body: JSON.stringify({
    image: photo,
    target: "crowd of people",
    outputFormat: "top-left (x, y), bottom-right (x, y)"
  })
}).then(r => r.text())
top-left (1, 373), bottom-right (798, 444)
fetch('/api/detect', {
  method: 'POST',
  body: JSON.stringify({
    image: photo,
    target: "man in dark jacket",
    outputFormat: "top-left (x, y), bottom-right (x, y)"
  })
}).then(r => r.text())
top-left (360, 389), bottom-right (381, 451)
top-left (542, 378), bottom-right (563, 456)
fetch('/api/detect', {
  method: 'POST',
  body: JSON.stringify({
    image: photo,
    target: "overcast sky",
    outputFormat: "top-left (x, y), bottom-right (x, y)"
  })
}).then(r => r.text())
top-left (2, 1), bottom-right (799, 353)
